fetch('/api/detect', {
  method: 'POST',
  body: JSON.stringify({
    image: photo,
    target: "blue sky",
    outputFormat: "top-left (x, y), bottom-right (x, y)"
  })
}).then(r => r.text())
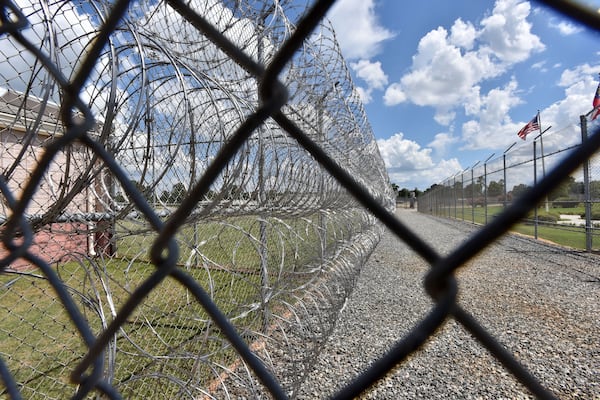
top-left (327, 0), bottom-right (600, 190)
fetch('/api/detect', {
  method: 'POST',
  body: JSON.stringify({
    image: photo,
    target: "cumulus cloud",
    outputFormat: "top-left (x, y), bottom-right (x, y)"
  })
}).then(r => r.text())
top-left (459, 78), bottom-right (524, 150)
top-left (541, 64), bottom-right (600, 147)
top-left (350, 59), bottom-right (388, 104)
top-left (550, 20), bottom-right (583, 36)
top-left (377, 132), bottom-right (462, 188)
top-left (478, 0), bottom-right (544, 63)
top-left (428, 132), bottom-right (459, 156)
top-left (384, 0), bottom-right (544, 126)
top-left (0, 0), bottom-right (98, 97)
top-left (459, 64), bottom-right (600, 152)
top-left (351, 59), bottom-right (388, 89)
top-left (354, 86), bottom-right (372, 104)
top-left (449, 18), bottom-right (477, 50)
top-left (327, 0), bottom-right (394, 60)
top-left (383, 82), bottom-right (406, 105)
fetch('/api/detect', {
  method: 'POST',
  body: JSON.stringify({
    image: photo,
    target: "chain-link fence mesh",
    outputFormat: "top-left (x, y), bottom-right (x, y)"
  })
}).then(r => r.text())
top-left (0, 0), bottom-right (599, 399)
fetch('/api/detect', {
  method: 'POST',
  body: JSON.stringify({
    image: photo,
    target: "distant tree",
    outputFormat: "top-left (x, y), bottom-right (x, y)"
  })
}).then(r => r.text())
top-left (159, 190), bottom-right (171, 203)
top-left (487, 180), bottom-right (504, 198)
top-left (133, 180), bottom-right (153, 202)
top-left (171, 182), bottom-right (187, 203)
top-left (590, 180), bottom-right (600, 199)
top-left (464, 182), bottom-right (483, 198)
top-left (423, 183), bottom-right (442, 194)
top-left (510, 183), bottom-right (531, 199)
top-left (115, 191), bottom-right (126, 203)
top-left (398, 188), bottom-right (411, 198)
top-left (204, 190), bottom-right (216, 200)
top-left (549, 176), bottom-right (575, 200)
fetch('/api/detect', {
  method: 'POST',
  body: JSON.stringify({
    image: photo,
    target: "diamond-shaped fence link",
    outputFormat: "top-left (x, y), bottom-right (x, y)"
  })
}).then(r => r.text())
top-left (0, 0), bottom-right (598, 399)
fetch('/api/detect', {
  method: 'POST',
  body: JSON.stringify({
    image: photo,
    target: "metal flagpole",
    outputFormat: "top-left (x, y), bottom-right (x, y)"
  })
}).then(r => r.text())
top-left (537, 110), bottom-right (549, 212)
top-left (538, 111), bottom-right (545, 176)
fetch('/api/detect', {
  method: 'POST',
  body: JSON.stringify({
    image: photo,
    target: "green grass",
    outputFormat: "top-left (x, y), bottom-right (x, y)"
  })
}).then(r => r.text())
top-left (0, 257), bottom-right (266, 398)
top-left (0, 210), bottom-right (372, 398)
top-left (438, 204), bottom-right (596, 250)
top-left (510, 223), bottom-right (588, 249)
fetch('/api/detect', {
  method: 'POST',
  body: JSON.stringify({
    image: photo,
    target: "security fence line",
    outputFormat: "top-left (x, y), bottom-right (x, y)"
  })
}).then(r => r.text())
top-left (419, 111), bottom-right (600, 252)
top-left (0, 0), bottom-right (598, 399)
top-left (0, 0), bottom-right (392, 398)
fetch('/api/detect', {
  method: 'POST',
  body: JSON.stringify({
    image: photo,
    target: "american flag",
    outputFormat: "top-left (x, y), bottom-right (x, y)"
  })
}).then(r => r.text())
top-left (592, 80), bottom-right (600, 121)
top-left (517, 114), bottom-right (540, 140)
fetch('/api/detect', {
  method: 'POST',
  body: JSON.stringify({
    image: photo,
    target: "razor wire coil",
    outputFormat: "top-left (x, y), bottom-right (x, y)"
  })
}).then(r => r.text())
top-left (0, 0), bottom-right (598, 399)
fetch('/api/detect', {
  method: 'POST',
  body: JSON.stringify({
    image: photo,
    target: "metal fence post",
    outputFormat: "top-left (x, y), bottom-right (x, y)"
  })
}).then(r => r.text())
top-left (484, 153), bottom-right (495, 225)
top-left (580, 115), bottom-right (593, 251)
top-left (533, 139), bottom-right (538, 239)
top-left (461, 172), bottom-right (465, 221)
top-left (503, 142), bottom-right (516, 208)
top-left (471, 166), bottom-right (475, 224)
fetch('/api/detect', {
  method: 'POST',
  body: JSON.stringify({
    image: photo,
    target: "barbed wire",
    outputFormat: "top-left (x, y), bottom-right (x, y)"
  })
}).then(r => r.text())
top-left (0, 0), bottom-right (599, 399)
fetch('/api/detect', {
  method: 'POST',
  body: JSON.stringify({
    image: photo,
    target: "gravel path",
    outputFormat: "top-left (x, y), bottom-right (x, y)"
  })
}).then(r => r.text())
top-left (298, 209), bottom-right (600, 399)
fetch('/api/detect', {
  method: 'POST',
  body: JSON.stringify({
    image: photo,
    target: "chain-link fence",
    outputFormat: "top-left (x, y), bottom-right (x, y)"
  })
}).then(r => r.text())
top-left (0, 0), bottom-right (599, 399)
top-left (419, 114), bottom-right (600, 252)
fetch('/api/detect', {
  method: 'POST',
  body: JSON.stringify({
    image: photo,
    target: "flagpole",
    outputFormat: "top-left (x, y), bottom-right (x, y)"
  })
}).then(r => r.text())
top-left (537, 110), bottom-right (545, 178)
top-left (536, 110), bottom-right (550, 211)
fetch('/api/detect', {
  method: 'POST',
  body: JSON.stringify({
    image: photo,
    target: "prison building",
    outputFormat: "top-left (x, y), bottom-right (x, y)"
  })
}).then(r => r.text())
top-left (0, 88), bottom-right (113, 270)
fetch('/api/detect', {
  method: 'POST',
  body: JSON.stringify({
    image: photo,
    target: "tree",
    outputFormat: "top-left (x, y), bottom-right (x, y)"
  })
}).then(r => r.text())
top-left (171, 182), bottom-right (187, 203)
top-left (549, 176), bottom-right (575, 200)
top-left (590, 180), bottom-right (600, 199)
top-left (133, 180), bottom-right (153, 202)
top-left (398, 188), bottom-right (411, 198)
top-left (464, 182), bottom-right (482, 198)
top-left (159, 190), bottom-right (171, 203)
top-left (487, 180), bottom-right (504, 198)
top-left (423, 183), bottom-right (442, 194)
top-left (510, 183), bottom-right (531, 199)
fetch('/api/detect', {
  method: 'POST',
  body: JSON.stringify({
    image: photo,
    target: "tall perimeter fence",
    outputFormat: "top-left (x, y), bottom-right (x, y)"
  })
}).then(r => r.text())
top-left (419, 114), bottom-right (600, 252)
top-left (0, 0), bottom-right (598, 399)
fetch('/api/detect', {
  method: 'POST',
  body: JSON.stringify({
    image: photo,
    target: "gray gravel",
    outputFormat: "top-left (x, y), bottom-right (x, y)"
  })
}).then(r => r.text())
top-left (298, 209), bottom-right (600, 399)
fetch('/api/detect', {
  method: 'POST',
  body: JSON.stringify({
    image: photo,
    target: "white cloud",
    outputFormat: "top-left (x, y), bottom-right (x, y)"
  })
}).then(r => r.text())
top-left (459, 78), bottom-right (524, 150)
top-left (387, 158), bottom-right (463, 189)
top-left (377, 132), bottom-right (434, 170)
top-left (460, 64), bottom-right (600, 152)
top-left (550, 20), bottom-right (583, 36)
top-left (327, 0), bottom-right (394, 60)
top-left (557, 63), bottom-right (599, 87)
top-left (384, 0), bottom-right (544, 127)
top-left (0, 0), bottom-right (98, 98)
top-left (449, 18), bottom-right (477, 50)
top-left (350, 59), bottom-right (388, 90)
top-left (354, 86), bottom-right (372, 104)
top-left (479, 0), bottom-right (544, 63)
top-left (531, 61), bottom-right (547, 71)
top-left (383, 83), bottom-right (406, 105)
top-left (543, 64), bottom-right (600, 145)
top-left (350, 59), bottom-right (388, 104)
top-left (428, 132), bottom-right (459, 156)
top-left (377, 132), bottom-right (462, 189)
top-left (434, 109), bottom-right (457, 126)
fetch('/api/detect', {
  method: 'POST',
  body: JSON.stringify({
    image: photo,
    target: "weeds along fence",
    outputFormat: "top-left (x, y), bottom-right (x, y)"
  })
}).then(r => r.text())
top-left (419, 115), bottom-right (600, 252)
top-left (0, 0), bottom-right (599, 399)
